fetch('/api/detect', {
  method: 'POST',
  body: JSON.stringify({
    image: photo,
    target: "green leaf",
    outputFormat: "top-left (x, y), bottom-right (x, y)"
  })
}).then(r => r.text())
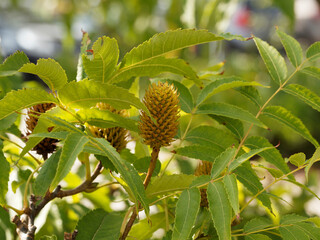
top-left (38, 236), bottom-right (57, 240)
top-left (280, 214), bottom-right (307, 225)
top-left (185, 125), bottom-right (237, 150)
top-left (223, 174), bottom-right (239, 214)
top-left (19, 58), bottom-right (67, 91)
top-left (34, 150), bottom-right (61, 196)
top-left (189, 175), bottom-right (211, 188)
top-left (130, 213), bottom-right (171, 240)
top-left (166, 80), bottom-right (194, 113)
top-left (288, 152), bottom-right (306, 167)
top-left (0, 206), bottom-right (15, 234)
top-left (0, 113), bottom-right (18, 130)
top-left (83, 36), bottom-right (119, 83)
top-left (305, 147), bottom-right (320, 180)
top-left (0, 51), bottom-right (29, 76)
top-left (196, 76), bottom-right (262, 105)
top-left (77, 108), bottom-right (138, 132)
top-left (0, 141), bottom-right (10, 205)
top-left (0, 88), bottom-right (58, 120)
top-left (172, 188), bottom-right (201, 240)
top-left (262, 106), bottom-right (319, 147)
top-left (235, 163), bottom-right (273, 213)
top-left (300, 67), bottom-right (320, 79)
top-left (146, 174), bottom-right (196, 198)
top-left (253, 37), bottom-right (287, 85)
top-left (58, 79), bottom-right (149, 113)
top-left (244, 217), bottom-right (272, 233)
top-left (296, 222), bottom-right (320, 239)
top-left (284, 84), bottom-right (320, 112)
top-left (175, 145), bottom-right (223, 162)
top-left (110, 57), bottom-right (198, 83)
top-left (43, 115), bottom-right (83, 135)
top-left (50, 133), bottom-right (89, 190)
top-left (211, 115), bottom-right (244, 140)
top-left (245, 136), bottom-right (291, 178)
top-left (76, 209), bottom-right (123, 240)
top-left (257, 165), bottom-right (284, 178)
top-left (279, 225), bottom-right (309, 240)
top-left (207, 181), bottom-right (232, 240)
top-left (229, 147), bottom-right (273, 172)
top-left (211, 147), bottom-right (236, 179)
top-left (92, 138), bottom-right (149, 214)
top-left (245, 234), bottom-right (272, 240)
top-left (30, 131), bottom-right (69, 140)
top-left (306, 41), bottom-right (320, 62)
top-left (276, 29), bottom-right (303, 67)
top-left (236, 86), bottom-right (263, 108)
top-left (197, 102), bottom-right (266, 128)
top-left (307, 217), bottom-right (320, 227)
top-left (283, 179), bottom-right (320, 201)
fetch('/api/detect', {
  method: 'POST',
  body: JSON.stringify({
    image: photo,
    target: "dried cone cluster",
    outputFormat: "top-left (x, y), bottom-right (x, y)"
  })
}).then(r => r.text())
top-left (195, 160), bottom-right (213, 208)
top-left (88, 103), bottom-right (128, 152)
top-left (26, 103), bottom-right (57, 160)
top-left (139, 82), bottom-right (180, 149)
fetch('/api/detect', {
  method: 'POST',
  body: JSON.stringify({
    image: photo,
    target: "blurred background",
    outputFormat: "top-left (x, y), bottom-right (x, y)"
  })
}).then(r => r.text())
top-left (1, 0), bottom-right (320, 238)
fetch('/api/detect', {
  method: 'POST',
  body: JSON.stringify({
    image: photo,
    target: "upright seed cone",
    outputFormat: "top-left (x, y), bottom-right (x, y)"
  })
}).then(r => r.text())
top-left (25, 103), bottom-right (57, 160)
top-left (195, 160), bottom-right (213, 208)
top-left (139, 82), bottom-right (180, 148)
top-left (88, 103), bottom-right (128, 152)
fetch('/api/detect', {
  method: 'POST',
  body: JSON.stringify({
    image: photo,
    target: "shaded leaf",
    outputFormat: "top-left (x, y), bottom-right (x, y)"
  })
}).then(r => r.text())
top-left (253, 37), bottom-right (287, 85)
top-left (175, 145), bottom-right (223, 162)
top-left (0, 141), bottom-right (10, 205)
top-left (300, 67), bottom-right (320, 80)
top-left (0, 51), bottom-right (29, 76)
top-left (279, 225), bottom-right (309, 240)
top-left (83, 36), bottom-right (119, 83)
top-left (0, 113), bottom-right (18, 130)
top-left (0, 206), bottom-right (15, 234)
top-left (280, 214), bottom-right (307, 225)
top-left (236, 86), bottom-right (262, 108)
top-left (245, 234), bottom-right (272, 240)
top-left (276, 29), bottom-right (303, 67)
top-left (211, 115), bottom-right (244, 140)
top-left (0, 88), bottom-right (58, 120)
top-left (306, 41), bottom-right (320, 62)
top-left (262, 106), bottom-right (319, 147)
top-left (19, 58), bottom-right (67, 91)
top-left (211, 147), bottom-right (236, 179)
top-left (223, 174), bottom-right (239, 214)
top-left (166, 80), bottom-right (194, 113)
top-left (207, 181), bottom-right (232, 240)
top-left (197, 102), bottom-right (266, 128)
top-left (189, 175), bottom-right (211, 188)
top-left (244, 217), bottom-right (272, 233)
top-left (172, 188), bottom-right (200, 240)
top-left (288, 152), bottom-right (306, 167)
top-left (296, 222), bottom-right (320, 240)
top-left (76, 209), bottom-right (123, 240)
top-left (30, 131), bottom-right (69, 140)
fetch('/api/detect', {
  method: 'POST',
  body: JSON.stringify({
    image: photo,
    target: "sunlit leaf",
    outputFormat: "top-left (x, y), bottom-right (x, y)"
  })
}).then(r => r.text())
top-left (0, 51), bottom-right (29, 76)
top-left (305, 147), bottom-right (320, 180)
top-left (306, 41), bottom-right (320, 62)
top-left (288, 152), bottom-right (306, 167)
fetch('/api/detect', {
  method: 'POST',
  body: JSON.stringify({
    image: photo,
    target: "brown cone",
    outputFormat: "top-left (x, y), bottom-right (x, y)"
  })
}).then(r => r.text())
top-left (195, 160), bottom-right (213, 208)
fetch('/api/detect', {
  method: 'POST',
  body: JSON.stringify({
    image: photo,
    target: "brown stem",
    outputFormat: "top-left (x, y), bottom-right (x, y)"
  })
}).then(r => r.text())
top-left (120, 147), bottom-right (160, 240)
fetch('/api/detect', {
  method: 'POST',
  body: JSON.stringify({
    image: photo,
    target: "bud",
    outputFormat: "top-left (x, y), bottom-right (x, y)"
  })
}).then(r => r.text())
top-left (139, 82), bottom-right (180, 148)
top-left (25, 103), bottom-right (57, 160)
top-left (88, 103), bottom-right (128, 152)
top-left (195, 160), bottom-right (213, 208)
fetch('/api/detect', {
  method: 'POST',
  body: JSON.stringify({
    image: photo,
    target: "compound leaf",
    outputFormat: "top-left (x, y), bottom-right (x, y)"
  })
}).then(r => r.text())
top-left (0, 51), bottom-right (29, 76)
top-left (0, 141), bottom-right (10, 205)
top-left (306, 41), bottom-right (320, 62)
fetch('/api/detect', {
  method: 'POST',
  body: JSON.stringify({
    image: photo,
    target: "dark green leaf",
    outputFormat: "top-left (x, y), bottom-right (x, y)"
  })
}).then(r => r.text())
top-left (166, 80), bottom-right (194, 113)
top-left (175, 145), bottom-right (223, 162)
top-left (279, 225), bottom-right (309, 240)
top-left (0, 51), bottom-right (29, 76)
top-left (244, 217), bottom-right (272, 233)
top-left (211, 147), bottom-right (236, 179)
top-left (0, 141), bottom-right (10, 205)
top-left (211, 115), bottom-right (244, 140)
top-left (0, 113), bottom-right (18, 130)
top-left (172, 188), bottom-right (201, 240)
top-left (223, 174), bottom-right (239, 214)
top-left (296, 222), bottom-right (320, 240)
top-left (245, 234), bottom-right (272, 240)
top-left (306, 41), bottom-right (320, 62)
top-left (0, 206), bottom-right (15, 233)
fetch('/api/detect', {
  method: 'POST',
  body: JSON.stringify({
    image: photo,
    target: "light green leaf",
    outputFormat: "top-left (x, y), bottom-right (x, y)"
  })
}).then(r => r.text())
top-left (236, 86), bottom-right (263, 108)
top-left (256, 165), bottom-right (284, 178)
top-left (235, 163), bottom-right (273, 213)
top-left (130, 213), bottom-right (171, 240)
top-left (262, 106), bottom-right (319, 147)
top-left (245, 234), bottom-right (272, 240)
top-left (0, 113), bottom-right (18, 130)
top-left (284, 84), bottom-right (320, 112)
top-left (197, 102), bottom-right (266, 128)
top-left (0, 51), bottom-right (29, 76)
top-left (92, 138), bottom-right (149, 214)
top-left (34, 150), bottom-right (61, 196)
top-left (300, 66), bottom-right (320, 79)
top-left (296, 222), bottom-right (320, 239)
top-left (279, 225), bottom-right (309, 240)
top-left (77, 108), bottom-right (138, 132)
top-left (110, 56), bottom-right (198, 83)
top-left (276, 29), bottom-right (303, 67)
top-left (39, 235), bottom-right (57, 240)
top-left (0, 141), bottom-right (10, 205)
top-left (166, 80), bottom-right (194, 113)
top-left (305, 147), bottom-right (320, 180)
top-left (172, 188), bottom-right (200, 240)
top-left (196, 76), bottom-right (262, 105)
top-left (0, 206), bottom-right (15, 234)
top-left (58, 79), bottom-right (149, 113)
top-left (307, 217), bottom-right (320, 227)
top-left (146, 174), bottom-right (196, 198)
top-left (223, 174), bottom-right (239, 214)
top-left (229, 147), bottom-right (273, 172)
top-left (207, 181), bottom-right (232, 240)
top-left (211, 147), bottom-right (236, 179)
top-left (50, 133), bottom-right (89, 190)
top-left (0, 88), bottom-right (58, 120)
top-left (306, 41), bottom-right (320, 62)
top-left (175, 145), bottom-right (223, 162)
top-left (43, 115), bottom-right (83, 135)
top-left (185, 125), bottom-right (237, 150)
top-left (253, 37), bottom-right (287, 85)
top-left (211, 115), bottom-right (244, 140)
top-left (19, 58), bottom-right (67, 91)
top-left (288, 152), bottom-right (306, 167)
top-left (245, 136), bottom-right (292, 178)
top-left (83, 36), bottom-right (119, 83)
top-left (244, 217), bottom-right (272, 233)
top-left (76, 209), bottom-right (123, 240)
top-left (30, 131), bottom-right (69, 140)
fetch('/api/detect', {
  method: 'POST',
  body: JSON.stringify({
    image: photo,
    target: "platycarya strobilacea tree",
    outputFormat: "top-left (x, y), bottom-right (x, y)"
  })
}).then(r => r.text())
top-left (0, 28), bottom-right (320, 240)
